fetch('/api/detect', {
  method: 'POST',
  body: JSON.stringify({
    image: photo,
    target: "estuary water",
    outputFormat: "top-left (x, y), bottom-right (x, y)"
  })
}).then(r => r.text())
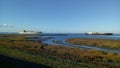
top-left (41, 33), bottom-right (120, 54)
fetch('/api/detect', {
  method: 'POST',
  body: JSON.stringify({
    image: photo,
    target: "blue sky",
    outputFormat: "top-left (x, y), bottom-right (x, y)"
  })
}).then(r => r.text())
top-left (0, 0), bottom-right (120, 33)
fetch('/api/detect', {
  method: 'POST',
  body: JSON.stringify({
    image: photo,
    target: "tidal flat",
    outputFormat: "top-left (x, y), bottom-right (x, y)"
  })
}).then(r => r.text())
top-left (66, 38), bottom-right (120, 49)
top-left (0, 34), bottom-right (120, 68)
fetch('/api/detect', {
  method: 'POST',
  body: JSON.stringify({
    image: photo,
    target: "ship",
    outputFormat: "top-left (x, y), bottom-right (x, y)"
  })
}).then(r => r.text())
top-left (19, 29), bottom-right (42, 35)
top-left (85, 32), bottom-right (113, 35)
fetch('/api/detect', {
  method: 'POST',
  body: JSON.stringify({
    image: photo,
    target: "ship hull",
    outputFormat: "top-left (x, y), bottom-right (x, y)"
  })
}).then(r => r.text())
top-left (85, 32), bottom-right (113, 35)
top-left (19, 32), bottom-right (42, 35)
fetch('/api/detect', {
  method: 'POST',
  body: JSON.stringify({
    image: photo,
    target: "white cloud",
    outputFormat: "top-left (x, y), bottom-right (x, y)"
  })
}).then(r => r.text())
top-left (0, 24), bottom-right (14, 27)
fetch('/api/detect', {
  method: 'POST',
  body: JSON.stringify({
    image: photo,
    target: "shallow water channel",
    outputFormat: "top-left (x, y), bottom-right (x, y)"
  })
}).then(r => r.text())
top-left (41, 33), bottom-right (120, 54)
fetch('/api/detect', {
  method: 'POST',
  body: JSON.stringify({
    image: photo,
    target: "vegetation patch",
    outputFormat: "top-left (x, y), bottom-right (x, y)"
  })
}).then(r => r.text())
top-left (0, 34), bottom-right (120, 68)
top-left (0, 44), bottom-right (101, 68)
top-left (66, 38), bottom-right (120, 49)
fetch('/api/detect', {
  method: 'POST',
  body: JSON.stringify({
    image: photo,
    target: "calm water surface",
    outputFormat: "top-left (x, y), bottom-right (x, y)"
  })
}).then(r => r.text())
top-left (41, 33), bottom-right (120, 54)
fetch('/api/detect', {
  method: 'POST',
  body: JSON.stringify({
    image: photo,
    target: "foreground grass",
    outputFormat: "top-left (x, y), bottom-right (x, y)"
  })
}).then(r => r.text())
top-left (66, 38), bottom-right (120, 49)
top-left (0, 34), bottom-right (101, 68)
top-left (0, 45), bottom-right (101, 68)
top-left (0, 34), bottom-right (120, 68)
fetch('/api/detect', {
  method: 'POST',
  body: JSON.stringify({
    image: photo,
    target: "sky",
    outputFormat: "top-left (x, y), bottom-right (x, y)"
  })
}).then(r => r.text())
top-left (0, 0), bottom-right (120, 33)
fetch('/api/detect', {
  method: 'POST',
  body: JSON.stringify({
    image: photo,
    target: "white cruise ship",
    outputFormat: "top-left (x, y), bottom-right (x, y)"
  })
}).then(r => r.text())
top-left (19, 29), bottom-right (42, 35)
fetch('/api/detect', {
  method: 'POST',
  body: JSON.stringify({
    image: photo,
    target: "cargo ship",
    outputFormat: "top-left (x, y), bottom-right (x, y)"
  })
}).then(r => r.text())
top-left (85, 32), bottom-right (113, 35)
top-left (19, 29), bottom-right (42, 35)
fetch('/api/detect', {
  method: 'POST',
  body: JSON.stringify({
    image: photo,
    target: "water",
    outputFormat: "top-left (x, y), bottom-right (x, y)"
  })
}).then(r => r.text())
top-left (41, 33), bottom-right (120, 54)
top-left (42, 33), bottom-right (120, 44)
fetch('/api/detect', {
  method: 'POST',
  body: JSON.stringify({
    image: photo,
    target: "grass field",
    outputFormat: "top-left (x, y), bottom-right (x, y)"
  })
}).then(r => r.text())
top-left (0, 34), bottom-right (120, 68)
top-left (66, 38), bottom-right (120, 49)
